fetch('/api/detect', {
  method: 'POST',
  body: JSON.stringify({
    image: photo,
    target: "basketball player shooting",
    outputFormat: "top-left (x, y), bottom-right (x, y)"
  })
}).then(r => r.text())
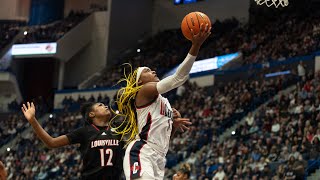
top-left (111, 23), bottom-right (211, 180)
top-left (21, 102), bottom-right (124, 180)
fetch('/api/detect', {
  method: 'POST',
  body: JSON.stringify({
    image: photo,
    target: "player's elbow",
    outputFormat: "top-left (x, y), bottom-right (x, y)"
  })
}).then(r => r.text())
top-left (181, 75), bottom-right (189, 84)
top-left (45, 142), bottom-right (56, 149)
top-left (45, 140), bottom-right (59, 149)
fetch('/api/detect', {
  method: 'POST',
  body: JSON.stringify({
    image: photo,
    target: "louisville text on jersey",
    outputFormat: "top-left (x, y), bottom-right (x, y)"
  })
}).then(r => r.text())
top-left (91, 139), bottom-right (119, 148)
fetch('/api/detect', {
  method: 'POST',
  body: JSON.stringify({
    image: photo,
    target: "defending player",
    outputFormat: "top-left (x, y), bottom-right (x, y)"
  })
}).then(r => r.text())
top-left (21, 102), bottom-right (124, 180)
top-left (112, 23), bottom-right (211, 179)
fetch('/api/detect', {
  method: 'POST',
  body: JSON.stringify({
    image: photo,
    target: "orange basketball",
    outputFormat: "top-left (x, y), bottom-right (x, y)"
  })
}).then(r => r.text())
top-left (181, 11), bottom-right (211, 40)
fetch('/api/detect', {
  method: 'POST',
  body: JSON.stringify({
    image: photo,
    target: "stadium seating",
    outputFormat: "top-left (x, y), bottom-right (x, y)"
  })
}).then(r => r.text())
top-left (2, 5), bottom-right (320, 180)
top-left (165, 71), bottom-right (319, 179)
top-left (0, 20), bottom-right (25, 53)
top-left (82, 12), bottom-right (320, 90)
top-left (0, 112), bottom-right (83, 179)
top-left (0, 97), bottom-right (48, 147)
top-left (17, 11), bottom-right (89, 44)
top-left (1, 70), bottom-right (301, 179)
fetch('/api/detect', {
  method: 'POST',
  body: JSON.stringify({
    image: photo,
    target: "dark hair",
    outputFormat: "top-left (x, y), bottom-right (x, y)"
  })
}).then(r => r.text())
top-left (80, 102), bottom-right (95, 124)
top-left (179, 163), bottom-right (191, 178)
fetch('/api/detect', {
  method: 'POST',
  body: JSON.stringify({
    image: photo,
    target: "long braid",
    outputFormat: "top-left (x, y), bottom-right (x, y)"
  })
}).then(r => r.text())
top-left (110, 64), bottom-right (141, 146)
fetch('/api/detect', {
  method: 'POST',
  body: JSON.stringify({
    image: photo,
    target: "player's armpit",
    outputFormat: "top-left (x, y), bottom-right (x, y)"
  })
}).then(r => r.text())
top-left (136, 82), bottom-right (158, 107)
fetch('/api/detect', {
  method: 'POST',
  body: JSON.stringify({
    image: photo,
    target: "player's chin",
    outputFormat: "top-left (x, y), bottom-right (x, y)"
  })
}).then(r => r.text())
top-left (105, 112), bottom-right (111, 119)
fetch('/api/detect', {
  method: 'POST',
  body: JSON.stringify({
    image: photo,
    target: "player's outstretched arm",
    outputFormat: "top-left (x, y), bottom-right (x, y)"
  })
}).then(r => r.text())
top-left (139, 23), bottom-right (211, 101)
top-left (21, 102), bottom-right (69, 148)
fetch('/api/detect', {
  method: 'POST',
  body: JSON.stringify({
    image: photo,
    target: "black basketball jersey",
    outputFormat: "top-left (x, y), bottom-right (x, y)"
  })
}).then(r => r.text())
top-left (66, 124), bottom-right (124, 179)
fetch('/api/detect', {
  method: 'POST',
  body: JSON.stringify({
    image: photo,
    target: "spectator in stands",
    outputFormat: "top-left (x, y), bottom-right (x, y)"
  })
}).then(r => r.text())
top-left (7, 99), bottom-right (19, 112)
top-left (165, 70), bottom-right (318, 179)
top-left (4, 46), bottom-right (319, 180)
top-left (212, 165), bottom-right (226, 180)
top-left (273, 164), bottom-right (285, 179)
top-left (176, 85), bottom-right (186, 99)
top-left (0, 71), bottom-right (302, 179)
top-left (297, 61), bottom-right (307, 81)
top-left (292, 155), bottom-right (305, 179)
top-left (89, 10), bottom-right (320, 90)
top-left (87, 95), bottom-right (94, 102)
top-left (284, 164), bottom-right (296, 180)
top-left (61, 94), bottom-right (111, 113)
top-left (289, 146), bottom-right (301, 159)
top-left (173, 163), bottom-right (191, 180)
top-left (97, 93), bottom-right (103, 102)
top-left (245, 112), bottom-right (255, 126)
top-left (17, 11), bottom-right (89, 44)
top-left (0, 113), bottom-right (27, 147)
top-left (308, 136), bottom-right (320, 160)
top-left (0, 21), bottom-right (24, 54)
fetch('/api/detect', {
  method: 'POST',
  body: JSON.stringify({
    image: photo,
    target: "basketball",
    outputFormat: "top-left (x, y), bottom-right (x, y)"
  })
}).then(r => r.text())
top-left (181, 11), bottom-right (211, 40)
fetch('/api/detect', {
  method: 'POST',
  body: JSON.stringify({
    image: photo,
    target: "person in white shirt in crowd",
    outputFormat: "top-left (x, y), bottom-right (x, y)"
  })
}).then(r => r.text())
top-left (297, 61), bottom-right (306, 80)
top-left (245, 112), bottom-right (255, 126)
top-left (212, 166), bottom-right (226, 180)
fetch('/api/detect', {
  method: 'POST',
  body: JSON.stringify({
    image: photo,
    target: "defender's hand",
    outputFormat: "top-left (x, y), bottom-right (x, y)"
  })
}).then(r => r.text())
top-left (21, 102), bottom-right (36, 123)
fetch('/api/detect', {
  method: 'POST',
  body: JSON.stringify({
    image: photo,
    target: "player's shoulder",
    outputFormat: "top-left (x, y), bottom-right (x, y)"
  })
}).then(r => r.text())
top-left (107, 128), bottom-right (122, 139)
top-left (141, 82), bottom-right (158, 88)
top-left (137, 82), bottom-right (158, 99)
top-left (83, 124), bottom-right (101, 135)
top-left (72, 125), bottom-right (88, 133)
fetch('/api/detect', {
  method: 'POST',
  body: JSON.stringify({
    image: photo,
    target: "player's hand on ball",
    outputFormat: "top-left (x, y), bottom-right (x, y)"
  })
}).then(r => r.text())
top-left (173, 118), bottom-right (192, 133)
top-left (191, 23), bottom-right (211, 46)
top-left (21, 102), bottom-right (36, 122)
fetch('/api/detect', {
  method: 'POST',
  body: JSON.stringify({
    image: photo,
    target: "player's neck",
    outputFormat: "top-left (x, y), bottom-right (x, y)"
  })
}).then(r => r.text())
top-left (92, 119), bottom-right (108, 127)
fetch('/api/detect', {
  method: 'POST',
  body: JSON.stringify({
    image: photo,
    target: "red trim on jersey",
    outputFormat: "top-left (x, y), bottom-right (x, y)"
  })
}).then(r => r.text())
top-left (135, 95), bottom-right (158, 109)
top-left (160, 101), bottom-right (163, 115)
top-left (161, 101), bottom-right (165, 115)
top-left (91, 124), bottom-right (109, 131)
top-left (91, 124), bottom-right (100, 131)
top-left (163, 102), bottom-right (165, 115)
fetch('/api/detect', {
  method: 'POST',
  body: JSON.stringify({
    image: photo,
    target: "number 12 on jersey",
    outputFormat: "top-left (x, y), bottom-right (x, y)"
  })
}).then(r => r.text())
top-left (99, 148), bottom-right (113, 166)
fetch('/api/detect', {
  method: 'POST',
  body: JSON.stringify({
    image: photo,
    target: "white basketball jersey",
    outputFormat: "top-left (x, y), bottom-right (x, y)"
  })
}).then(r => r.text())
top-left (135, 94), bottom-right (173, 154)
